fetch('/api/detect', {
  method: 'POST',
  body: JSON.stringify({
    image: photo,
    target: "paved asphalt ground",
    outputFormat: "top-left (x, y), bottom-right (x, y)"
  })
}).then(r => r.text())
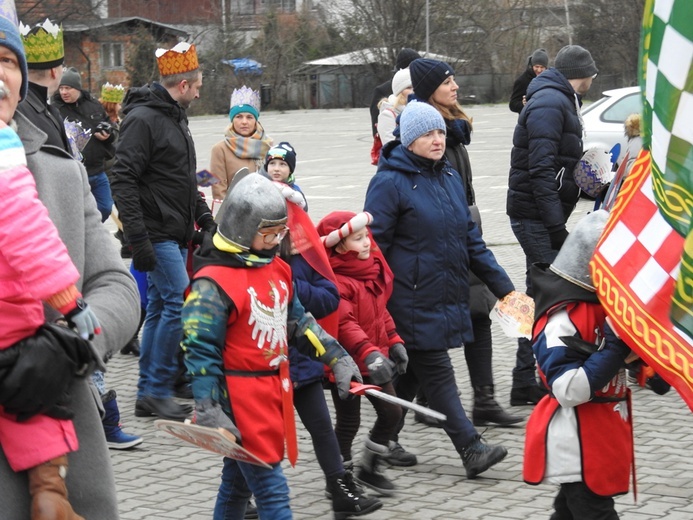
top-left (103, 106), bottom-right (693, 519)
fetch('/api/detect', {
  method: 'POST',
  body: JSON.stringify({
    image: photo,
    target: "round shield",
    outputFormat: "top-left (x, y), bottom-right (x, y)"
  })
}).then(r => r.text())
top-left (573, 147), bottom-right (614, 198)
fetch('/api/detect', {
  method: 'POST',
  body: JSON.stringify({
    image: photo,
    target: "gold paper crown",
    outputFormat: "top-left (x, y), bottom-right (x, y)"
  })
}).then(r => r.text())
top-left (100, 82), bottom-right (125, 103)
top-left (155, 42), bottom-right (199, 76)
top-left (19, 19), bottom-right (64, 69)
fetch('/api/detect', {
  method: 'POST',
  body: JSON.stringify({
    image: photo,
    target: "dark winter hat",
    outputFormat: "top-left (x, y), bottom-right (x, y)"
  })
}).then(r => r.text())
top-left (60, 67), bottom-right (82, 90)
top-left (399, 100), bottom-right (446, 148)
top-left (265, 141), bottom-right (297, 174)
top-left (554, 45), bottom-right (598, 79)
top-left (0, 0), bottom-right (28, 101)
top-left (394, 48), bottom-right (421, 71)
top-left (409, 58), bottom-right (453, 102)
top-left (529, 48), bottom-right (549, 68)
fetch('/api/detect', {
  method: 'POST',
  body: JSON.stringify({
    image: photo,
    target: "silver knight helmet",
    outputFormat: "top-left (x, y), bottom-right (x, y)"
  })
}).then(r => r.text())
top-left (549, 209), bottom-right (609, 291)
top-left (216, 169), bottom-right (287, 251)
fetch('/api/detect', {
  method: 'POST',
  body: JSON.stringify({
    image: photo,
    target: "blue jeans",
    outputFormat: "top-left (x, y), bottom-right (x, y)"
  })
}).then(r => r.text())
top-left (214, 457), bottom-right (291, 520)
top-left (510, 218), bottom-right (560, 388)
top-left (394, 349), bottom-right (478, 454)
top-left (87, 172), bottom-right (113, 222)
top-left (137, 241), bottom-right (188, 399)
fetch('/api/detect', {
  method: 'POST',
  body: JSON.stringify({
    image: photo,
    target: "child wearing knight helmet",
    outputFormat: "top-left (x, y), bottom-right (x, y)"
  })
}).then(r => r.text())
top-left (316, 211), bottom-right (411, 497)
top-left (524, 210), bottom-right (636, 519)
top-left (181, 172), bottom-right (362, 519)
top-left (0, 120), bottom-right (101, 520)
top-left (264, 141), bottom-right (308, 211)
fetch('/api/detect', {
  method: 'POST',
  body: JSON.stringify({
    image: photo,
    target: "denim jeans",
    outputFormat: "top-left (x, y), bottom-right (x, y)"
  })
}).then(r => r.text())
top-left (214, 457), bottom-right (291, 520)
top-left (510, 218), bottom-right (560, 388)
top-left (87, 172), bottom-right (113, 223)
top-left (394, 349), bottom-right (478, 454)
top-left (137, 241), bottom-right (188, 400)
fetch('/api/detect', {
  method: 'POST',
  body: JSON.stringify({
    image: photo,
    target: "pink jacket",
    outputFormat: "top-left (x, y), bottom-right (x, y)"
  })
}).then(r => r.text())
top-left (0, 163), bottom-right (79, 348)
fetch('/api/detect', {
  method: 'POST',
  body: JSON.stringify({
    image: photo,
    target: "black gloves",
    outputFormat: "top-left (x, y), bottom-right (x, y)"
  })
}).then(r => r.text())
top-left (0, 323), bottom-right (100, 421)
top-left (131, 238), bottom-right (157, 272)
top-left (364, 351), bottom-right (395, 385)
top-left (197, 214), bottom-right (217, 235)
top-left (549, 228), bottom-right (569, 251)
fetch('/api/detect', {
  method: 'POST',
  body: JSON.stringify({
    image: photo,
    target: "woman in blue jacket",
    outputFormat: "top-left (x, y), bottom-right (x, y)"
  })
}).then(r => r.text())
top-left (364, 101), bottom-right (518, 479)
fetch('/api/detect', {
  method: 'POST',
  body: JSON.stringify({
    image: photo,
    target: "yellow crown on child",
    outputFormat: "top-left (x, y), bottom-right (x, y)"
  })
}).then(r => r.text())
top-left (155, 42), bottom-right (199, 76)
top-left (19, 18), bottom-right (64, 69)
top-left (100, 82), bottom-right (125, 103)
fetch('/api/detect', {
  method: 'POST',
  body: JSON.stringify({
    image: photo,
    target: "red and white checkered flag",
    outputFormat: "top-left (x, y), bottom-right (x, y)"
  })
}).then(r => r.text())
top-left (590, 149), bottom-right (693, 410)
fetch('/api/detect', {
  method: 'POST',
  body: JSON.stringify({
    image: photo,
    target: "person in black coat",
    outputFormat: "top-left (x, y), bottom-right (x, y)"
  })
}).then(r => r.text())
top-left (52, 68), bottom-right (116, 222)
top-left (506, 45), bottom-right (598, 406)
top-left (508, 48), bottom-right (549, 115)
top-left (369, 48), bottom-right (420, 137)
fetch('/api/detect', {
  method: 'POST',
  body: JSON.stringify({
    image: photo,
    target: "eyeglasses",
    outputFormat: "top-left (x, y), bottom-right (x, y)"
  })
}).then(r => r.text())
top-left (257, 226), bottom-right (289, 244)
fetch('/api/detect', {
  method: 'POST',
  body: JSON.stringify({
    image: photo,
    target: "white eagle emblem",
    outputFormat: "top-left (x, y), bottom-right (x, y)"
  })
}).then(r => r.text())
top-left (247, 280), bottom-right (289, 358)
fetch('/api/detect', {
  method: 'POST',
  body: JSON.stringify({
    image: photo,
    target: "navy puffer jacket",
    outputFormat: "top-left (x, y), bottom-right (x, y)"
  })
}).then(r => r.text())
top-left (506, 68), bottom-right (583, 233)
top-left (364, 143), bottom-right (514, 350)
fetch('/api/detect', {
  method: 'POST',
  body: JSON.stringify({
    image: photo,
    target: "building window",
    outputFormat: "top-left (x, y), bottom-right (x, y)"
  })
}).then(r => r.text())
top-left (102, 43), bottom-right (124, 69)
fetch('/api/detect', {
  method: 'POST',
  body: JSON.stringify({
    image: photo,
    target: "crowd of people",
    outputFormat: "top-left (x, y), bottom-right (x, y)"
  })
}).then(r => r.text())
top-left (0, 0), bottom-right (656, 515)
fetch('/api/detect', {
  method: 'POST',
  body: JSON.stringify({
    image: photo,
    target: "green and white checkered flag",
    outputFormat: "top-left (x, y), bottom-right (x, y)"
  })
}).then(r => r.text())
top-left (640, 0), bottom-right (693, 337)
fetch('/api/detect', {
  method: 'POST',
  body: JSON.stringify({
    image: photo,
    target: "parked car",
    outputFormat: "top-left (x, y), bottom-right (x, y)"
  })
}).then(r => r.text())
top-left (582, 86), bottom-right (641, 163)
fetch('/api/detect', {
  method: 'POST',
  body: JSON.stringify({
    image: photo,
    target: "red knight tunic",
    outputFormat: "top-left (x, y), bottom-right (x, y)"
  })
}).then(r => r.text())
top-left (524, 301), bottom-right (634, 497)
top-left (196, 260), bottom-right (293, 465)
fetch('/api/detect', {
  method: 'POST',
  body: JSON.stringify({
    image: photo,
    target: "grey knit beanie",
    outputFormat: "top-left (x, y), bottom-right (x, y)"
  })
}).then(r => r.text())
top-left (60, 67), bottom-right (82, 90)
top-left (530, 48), bottom-right (549, 68)
top-left (554, 45), bottom-right (598, 79)
top-left (399, 101), bottom-right (446, 148)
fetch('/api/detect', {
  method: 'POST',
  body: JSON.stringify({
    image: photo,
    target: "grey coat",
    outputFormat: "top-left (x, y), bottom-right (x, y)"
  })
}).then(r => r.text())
top-left (0, 112), bottom-right (140, 520)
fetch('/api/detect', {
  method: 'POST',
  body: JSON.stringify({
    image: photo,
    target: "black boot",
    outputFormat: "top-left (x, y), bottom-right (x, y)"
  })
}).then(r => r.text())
top-left (510, 383), bottom-right (548, 406)
top-left (472, 386), bottom-right (523, 427)
top-left (327, 471), bottom-right (382, 520)
top-left (461, 435), bottom-right (507, 479)
top-left (355, 439), bottom-right (396, 496)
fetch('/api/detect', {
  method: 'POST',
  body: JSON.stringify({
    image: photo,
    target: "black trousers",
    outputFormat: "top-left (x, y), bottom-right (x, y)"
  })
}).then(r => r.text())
top-left (551, 482), bottom-right (618, 520)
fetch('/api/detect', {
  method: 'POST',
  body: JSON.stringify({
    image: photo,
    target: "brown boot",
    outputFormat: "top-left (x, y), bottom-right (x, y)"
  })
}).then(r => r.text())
top-left (27, 456), bottom-right (84, 520)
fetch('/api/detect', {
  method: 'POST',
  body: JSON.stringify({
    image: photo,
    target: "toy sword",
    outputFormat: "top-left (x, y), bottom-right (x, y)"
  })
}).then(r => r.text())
top-left (350, 382), bottom-right (447, 422)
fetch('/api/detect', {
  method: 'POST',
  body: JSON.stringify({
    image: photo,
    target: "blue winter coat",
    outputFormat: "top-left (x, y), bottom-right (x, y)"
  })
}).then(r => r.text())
top-left (506, 67), bottom-right (583, 233)
top-left (288, 254), bottom-right (340, 387)
top-left (364, 144), bottom-right (515, 350)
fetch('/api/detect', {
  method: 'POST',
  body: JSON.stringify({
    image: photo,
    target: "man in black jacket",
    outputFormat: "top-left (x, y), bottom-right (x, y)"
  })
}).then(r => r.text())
top-left (52, 67), bottom-right (115, 222)
top-left (506, 44), bottom-right (598, 406)
top-left (110, 42), bottom-right (215, 421)
top-left (17, 19), bottom-right (71, 153)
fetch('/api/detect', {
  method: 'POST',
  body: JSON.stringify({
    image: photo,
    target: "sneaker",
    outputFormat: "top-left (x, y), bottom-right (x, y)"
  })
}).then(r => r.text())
top-left (461, 435), bottom-right (507, 479)
top-left (355, 466), bottom-right (396, 497)
top-left (106, 429), bottom-right (143, 450)
top-left (382, 441), bottom-right (417, 467)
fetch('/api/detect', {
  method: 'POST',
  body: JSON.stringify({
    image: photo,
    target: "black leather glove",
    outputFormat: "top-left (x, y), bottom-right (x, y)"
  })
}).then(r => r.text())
top-left (131, 238), bottom-right (157, 272)
top-left (0, 323), bottom-right (98, 421)
top-left (364, 351), bottom-right (395, 385)
top-left (194, 398), bottom-right (241, 440)
top-left (389, 343), bottom-right (409, 375)
top-left (197, 214), bottom-right (217, 235)
top-left (549, 228), bottom-right (569, 251)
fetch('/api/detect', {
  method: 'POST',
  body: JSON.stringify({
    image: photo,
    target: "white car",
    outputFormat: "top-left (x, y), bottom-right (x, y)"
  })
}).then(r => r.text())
top-left (582, 86), bottom-right (641, 161)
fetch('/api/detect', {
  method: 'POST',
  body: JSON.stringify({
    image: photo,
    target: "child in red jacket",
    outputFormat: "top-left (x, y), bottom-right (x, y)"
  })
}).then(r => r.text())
top-left (0, 121), bottom-right (100, 519)
top-left (317, 211), bottom-right (410, 496)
